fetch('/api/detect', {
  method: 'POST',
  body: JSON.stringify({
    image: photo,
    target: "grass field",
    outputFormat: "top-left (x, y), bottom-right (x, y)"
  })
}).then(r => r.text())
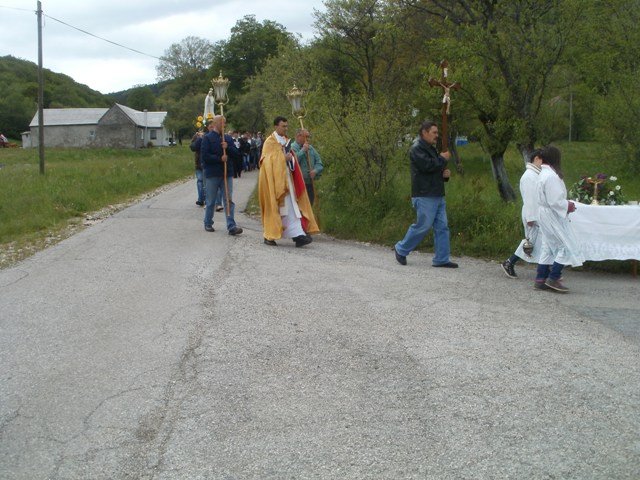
top-left (0, 146), bottom-right (193, 268)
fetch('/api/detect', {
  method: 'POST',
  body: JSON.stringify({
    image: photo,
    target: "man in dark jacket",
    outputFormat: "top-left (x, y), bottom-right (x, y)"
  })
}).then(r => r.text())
top-left (394, 120), bottom-right (458, 268)
top-left (201, 115), bottom-right (243, 235)
top-left (190, 123), bottom-right (212, 206)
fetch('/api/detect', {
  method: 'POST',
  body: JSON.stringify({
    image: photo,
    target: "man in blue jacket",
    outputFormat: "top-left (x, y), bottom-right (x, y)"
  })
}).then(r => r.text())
top-left (394, 120), bottom-right (458, 268)
top-left (200, 115), bottom-right (243, 235)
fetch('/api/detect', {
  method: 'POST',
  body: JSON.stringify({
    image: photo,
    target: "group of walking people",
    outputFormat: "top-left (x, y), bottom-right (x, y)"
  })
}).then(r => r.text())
top-left (191, 116), bottom-right (582, 292)
top-left (501, 145), bottom-right (584, 292)
top-left (394, 119), bottom-right (583, 292)
top-left (190, 115), bottom-right (323, 246)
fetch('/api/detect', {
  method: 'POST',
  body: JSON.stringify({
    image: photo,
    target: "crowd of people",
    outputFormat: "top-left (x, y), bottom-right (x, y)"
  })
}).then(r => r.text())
top-left (393, 120), bottom-right (583, 292)
top-left (189, 115), bottom-right (323, 246)
top-left (190, 116), bottom-right (583, 293)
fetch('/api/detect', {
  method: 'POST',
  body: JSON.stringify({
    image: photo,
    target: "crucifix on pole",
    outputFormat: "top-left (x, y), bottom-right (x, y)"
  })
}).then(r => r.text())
top-left (428, 60), bottom-right (463, 176)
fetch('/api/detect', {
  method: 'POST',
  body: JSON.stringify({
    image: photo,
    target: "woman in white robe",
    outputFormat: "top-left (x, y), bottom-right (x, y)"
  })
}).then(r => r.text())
top-left (535, 146), bottom-right (584, 292)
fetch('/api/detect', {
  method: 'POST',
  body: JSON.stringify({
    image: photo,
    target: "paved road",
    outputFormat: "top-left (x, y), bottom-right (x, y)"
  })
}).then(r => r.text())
top-left (1, 170), bottom-right (639, 479)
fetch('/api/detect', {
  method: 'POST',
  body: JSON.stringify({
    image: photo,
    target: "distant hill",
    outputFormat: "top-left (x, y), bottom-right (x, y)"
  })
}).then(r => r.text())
top-left (0, 55), bottom-right (164, 139)
top-left (109, 81), bottom-right (170, 105)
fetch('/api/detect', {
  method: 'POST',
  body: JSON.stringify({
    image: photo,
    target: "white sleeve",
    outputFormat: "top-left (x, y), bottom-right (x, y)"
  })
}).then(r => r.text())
top-left (520, 172), bottom-right (539, 222)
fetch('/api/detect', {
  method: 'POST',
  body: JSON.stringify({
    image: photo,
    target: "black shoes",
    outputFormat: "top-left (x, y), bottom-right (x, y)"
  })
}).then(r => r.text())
top-left (228, 226), bottom-right (243, 236)
top-left (394, 248), bottom-right (407, 266)
top-left (216, 205), bottom-right (224, 212)
top-left (433, 261), bottom-right (458, 268)
top-left (195, 200), bottom-right (204, 206)
top-left (294, 235), bottom-right (313, 248)
top-left (204, 225), bottom-right (215, 232)
top-left (263, 236), bottom-right (311, 247)
top-left (501, 260), bottom-right (517, 278)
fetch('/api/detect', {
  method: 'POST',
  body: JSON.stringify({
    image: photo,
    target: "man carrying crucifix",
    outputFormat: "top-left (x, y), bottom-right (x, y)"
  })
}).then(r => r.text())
top-left (394, 120), bottom-right (458, 268)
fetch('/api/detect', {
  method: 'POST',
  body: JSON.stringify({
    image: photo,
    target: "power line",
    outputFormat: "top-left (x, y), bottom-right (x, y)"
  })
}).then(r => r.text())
top-left (0, 4), bottom-right (161, 60)
top-left (44, 14), bottom-right (161, 60)
top-left (0, 4), bottom-right (33, 12)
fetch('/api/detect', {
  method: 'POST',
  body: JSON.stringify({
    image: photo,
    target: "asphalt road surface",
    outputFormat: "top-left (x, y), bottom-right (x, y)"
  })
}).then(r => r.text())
top-left (1, 170), bottom-right (639, 479)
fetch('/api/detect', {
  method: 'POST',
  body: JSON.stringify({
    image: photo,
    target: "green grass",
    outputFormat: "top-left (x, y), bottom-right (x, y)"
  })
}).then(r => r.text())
top-left (0, 146), bottom-right (192, 267)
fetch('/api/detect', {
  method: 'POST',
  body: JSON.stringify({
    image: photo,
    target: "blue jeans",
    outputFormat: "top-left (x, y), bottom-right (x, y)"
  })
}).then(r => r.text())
top-left (395, 196), bottom-right (450, 265)
top-left (195, 169), bottom-right (205, 203)
top-left (204, 176), bottom-right (236, 230)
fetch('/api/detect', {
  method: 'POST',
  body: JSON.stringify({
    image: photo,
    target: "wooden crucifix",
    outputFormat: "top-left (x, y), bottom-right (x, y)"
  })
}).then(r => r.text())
top-left (428, 60), bottom-right (463, 176)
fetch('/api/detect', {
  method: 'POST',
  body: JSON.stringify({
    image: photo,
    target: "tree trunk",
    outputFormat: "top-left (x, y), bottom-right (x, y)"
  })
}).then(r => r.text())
top-left (491, 153), bottom-right (517, 201)
top-left (517, 143), bottom-right (536, 167)
top-left (448, 127), bottom-right (464, 176)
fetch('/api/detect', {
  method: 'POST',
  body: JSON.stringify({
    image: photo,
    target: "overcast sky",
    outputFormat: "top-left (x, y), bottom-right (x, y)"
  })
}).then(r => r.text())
top-left (0, 0), bottom-right (326, 93)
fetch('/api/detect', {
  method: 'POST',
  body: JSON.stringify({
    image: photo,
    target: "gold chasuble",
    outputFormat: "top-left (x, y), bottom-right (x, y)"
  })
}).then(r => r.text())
top-left (259, 133), bottom-right (319, 241)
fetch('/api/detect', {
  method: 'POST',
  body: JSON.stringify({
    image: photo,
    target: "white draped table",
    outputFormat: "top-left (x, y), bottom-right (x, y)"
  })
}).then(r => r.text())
top-left (570, 204), bottom-right (640, 275)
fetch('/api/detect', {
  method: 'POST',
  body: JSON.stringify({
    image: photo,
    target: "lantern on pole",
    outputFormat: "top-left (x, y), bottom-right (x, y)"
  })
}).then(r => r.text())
top-left (287, 83), bottom-right (320, 224)
top-left (211, 72), bottom-right (230, 117)
top-left (287, 83), bottom-right (306, 128)
top-left (211, 71), bottom-right (231, 215)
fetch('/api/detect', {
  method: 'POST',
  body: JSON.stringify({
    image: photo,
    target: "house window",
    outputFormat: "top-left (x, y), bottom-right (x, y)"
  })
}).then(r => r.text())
top-left (150, 130), bottom-right (157, 140)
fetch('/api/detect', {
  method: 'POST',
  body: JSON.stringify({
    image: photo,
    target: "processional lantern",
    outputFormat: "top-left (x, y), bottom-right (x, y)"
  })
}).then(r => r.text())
top-left (211, 71), bottom-right (230, 116)
top-left (287, 83), bottom-right (306, 128)
top-left (210, 71), bottom-right (231, 214)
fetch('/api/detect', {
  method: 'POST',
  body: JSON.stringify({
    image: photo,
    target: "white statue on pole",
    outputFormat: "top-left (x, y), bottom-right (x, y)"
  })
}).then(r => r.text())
top-left (204, 88), bottom-right (216, 122)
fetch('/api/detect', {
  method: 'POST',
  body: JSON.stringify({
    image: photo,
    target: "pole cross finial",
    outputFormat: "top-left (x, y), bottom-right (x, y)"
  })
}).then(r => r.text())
top-left (428, 60), bottom-right (460, 152)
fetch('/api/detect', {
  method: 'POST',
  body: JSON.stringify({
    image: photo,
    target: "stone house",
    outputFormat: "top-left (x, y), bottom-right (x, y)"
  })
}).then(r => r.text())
top-left (23, 104), bottom-right (171, 148)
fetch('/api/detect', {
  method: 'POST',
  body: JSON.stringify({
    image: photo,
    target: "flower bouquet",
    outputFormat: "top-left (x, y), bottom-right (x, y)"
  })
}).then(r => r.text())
top-left (568, 174), bottom-right (626, 205)
top-left (194, 112), bottom-right (214, 131)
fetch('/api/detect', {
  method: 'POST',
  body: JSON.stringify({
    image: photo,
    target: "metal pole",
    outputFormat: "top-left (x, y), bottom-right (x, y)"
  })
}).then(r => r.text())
top-left (568, 89), bottom-right (573, 142)
top-left (37, 0), bottom-right (45, 174)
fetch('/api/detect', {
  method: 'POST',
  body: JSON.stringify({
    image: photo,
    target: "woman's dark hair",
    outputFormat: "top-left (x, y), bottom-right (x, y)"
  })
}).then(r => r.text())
top-left (540, 145), bottom-right (563, 179)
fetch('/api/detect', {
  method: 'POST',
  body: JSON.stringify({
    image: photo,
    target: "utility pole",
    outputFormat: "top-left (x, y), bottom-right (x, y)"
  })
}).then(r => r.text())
top-left (568, 87), bottom-right (573, 142)
top-left (37, 0), bottom-right (45, 174)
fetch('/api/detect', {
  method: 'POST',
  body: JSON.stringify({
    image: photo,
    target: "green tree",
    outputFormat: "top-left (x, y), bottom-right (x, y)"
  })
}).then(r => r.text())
top-left (156, 36), bottom-right (214, 82)
top-left (573, 0), bottom-right (640, 172)
top-left (313, 0), bottom-right (428, 102)
top-left (210, 15), bottom-right (296, 99)
top-left (126, 85), bottom-right (157, 111)
top-left (162, 93), bottom-right (203, 142)
top-left (0, 85), bottom-right (35, 139)
top-left (400, 0), bottom-right (582, 201)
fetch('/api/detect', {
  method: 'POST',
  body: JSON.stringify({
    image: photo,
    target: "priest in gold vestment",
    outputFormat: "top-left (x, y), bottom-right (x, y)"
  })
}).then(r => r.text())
top-left (259, 116), bottom-right (319, 247)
